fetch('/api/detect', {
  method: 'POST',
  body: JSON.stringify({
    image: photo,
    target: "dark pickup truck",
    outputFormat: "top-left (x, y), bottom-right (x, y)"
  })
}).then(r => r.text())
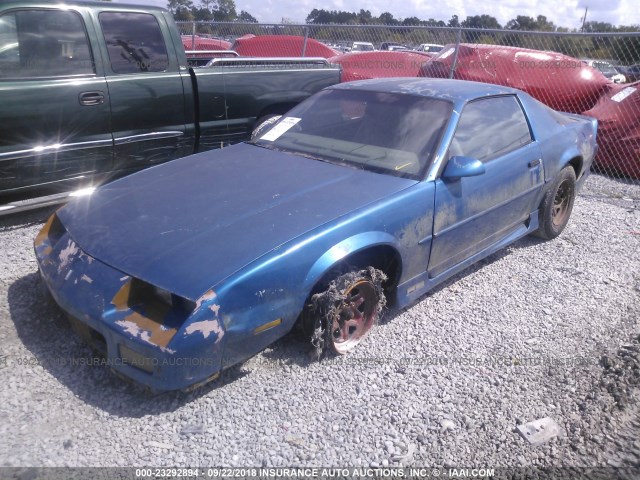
top-left (0, 1), bottom-right (341, 213)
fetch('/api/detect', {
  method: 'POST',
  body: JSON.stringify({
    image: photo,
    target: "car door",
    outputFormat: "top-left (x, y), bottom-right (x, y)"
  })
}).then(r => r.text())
top-left (428, 95), bottom-right (544, 278)
top-left (96, 10), bottom-right (191, 171)
top-left (0, 7), bottom-right (113, 194)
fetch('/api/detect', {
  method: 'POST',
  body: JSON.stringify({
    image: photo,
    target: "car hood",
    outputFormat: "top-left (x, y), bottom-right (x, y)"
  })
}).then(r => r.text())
top-left (58, 143), bottom-right (416, 300)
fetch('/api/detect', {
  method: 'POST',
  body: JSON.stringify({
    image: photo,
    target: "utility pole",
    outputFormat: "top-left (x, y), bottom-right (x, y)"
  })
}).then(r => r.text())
top-left (581, 6), bottom-right (588, 32)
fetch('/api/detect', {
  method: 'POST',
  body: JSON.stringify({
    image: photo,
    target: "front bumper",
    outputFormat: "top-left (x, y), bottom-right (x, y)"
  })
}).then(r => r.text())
top-left (34, 216), bottom-right (224, 392)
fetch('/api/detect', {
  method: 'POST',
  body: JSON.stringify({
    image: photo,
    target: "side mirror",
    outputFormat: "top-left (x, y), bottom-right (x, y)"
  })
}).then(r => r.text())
top-left (442, 156), bottom-right (485, 181)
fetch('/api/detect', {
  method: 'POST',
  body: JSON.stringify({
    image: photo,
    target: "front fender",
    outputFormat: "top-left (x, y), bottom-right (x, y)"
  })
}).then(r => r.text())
top-left (303, 231), bottom-right (400, 292)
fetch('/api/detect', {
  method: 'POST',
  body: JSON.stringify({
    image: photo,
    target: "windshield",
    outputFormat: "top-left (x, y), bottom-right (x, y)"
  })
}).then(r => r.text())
top-left (253, 88), bottom-right (452, 180)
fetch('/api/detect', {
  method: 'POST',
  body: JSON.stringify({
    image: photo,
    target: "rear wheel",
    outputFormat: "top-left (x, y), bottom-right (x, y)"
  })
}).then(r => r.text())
top-left (304, 267), bottom-right (386, 356)
top-left (535, 166), bottom-right (576, 240)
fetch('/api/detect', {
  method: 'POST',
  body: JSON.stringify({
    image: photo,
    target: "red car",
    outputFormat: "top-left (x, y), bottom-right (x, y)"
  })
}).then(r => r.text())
top-left (181, 35), bottom-right (231, 51)
top-left (232, 35), bottom-right (337, 58)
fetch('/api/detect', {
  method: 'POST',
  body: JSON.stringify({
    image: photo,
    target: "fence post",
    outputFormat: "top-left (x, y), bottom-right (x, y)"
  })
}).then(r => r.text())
top-left (302, 26), bottom-right (309, 57)
top-left (449, 28), bottom-right (462, 79)
top-left (191, 21), bottom-right (196, 50)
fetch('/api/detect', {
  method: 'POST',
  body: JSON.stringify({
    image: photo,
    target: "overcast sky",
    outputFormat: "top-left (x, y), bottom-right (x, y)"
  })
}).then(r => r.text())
top-left (118, 0), bottom-right (639, 29)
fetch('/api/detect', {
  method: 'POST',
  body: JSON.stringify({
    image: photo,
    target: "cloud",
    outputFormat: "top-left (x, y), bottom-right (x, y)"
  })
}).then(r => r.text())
top-left (578, 0), bottom-right (621, 11)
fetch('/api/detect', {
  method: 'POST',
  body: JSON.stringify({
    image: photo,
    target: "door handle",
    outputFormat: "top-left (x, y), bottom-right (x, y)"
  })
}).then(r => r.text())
top-left (79, 91), bottom-right (105, 106)
top-left (528, 159), bottom-right (541, 168)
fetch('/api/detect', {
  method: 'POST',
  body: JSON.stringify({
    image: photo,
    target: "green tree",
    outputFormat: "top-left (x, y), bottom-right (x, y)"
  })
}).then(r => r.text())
top-left (582, 21), bottom-right (616, 33)
top-left (199, 0), bottom-right (216, 11)
top-left (535, 15), bottom-right (556, 32)
top-left (356, 9), bottom-right (372, 25)
top-left (305, 9), bottom-right (326, 24)
top-left (461, 14), bottom-right (501, 30)
top-left (379, 12), bottom-right (399, 26)
top-left (213, 0), bottom-right (236, 21)
top-left (167, 0), bottom-right (193, 15)
top-left (192, 7), bottom-right (214, 21)
top-left (425, 18), bottom-right (446, 27)
top-left (506, 15), bottom-right (538, 31)
top-left (238, 10), bottom-right (258, 23)
top-left (402, 16), bottom-right (421, 26)
top-left (502, 15), bottom-right (557, 32)
top-left (306, 9), bottom-right (356, 24)
top-left (167, 0), bottom-right (194, 20)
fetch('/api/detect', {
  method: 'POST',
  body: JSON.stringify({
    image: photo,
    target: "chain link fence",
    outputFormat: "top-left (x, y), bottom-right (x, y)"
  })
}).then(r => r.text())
top-left (178, 21), bottom-right (640, 182)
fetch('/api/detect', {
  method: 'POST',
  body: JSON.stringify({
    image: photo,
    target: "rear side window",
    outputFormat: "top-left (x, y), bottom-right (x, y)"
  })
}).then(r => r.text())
top-left (0, 9), bottom-right (94, 79)
top-left (449, 96), bottom-right (532, 162)
top-left (99, 12), bottom-right (168, 74)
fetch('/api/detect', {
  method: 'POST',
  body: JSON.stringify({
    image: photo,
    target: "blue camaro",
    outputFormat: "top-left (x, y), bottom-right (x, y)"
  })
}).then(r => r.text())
top-left (35, 78), bottom-right (598, 391)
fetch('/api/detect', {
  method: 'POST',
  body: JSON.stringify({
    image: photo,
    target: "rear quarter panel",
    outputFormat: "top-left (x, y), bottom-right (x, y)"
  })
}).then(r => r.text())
top-left (519, 94), bottom-right (597, 184)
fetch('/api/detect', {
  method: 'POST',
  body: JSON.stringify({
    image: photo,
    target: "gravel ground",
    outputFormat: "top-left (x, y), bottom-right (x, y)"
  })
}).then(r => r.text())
top-left (0, 174), bottom-right (638, 470)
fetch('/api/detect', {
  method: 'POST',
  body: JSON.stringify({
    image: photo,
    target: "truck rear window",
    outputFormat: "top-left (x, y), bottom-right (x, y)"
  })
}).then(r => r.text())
top-left (0, 9), bottom-right (94, 79)
top-left (99, 12), bottom-right (169, 74)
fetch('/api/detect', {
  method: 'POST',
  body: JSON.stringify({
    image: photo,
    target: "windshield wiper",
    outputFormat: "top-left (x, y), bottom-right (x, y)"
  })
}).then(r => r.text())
top-left (249, 141), bottom-right (277, 150)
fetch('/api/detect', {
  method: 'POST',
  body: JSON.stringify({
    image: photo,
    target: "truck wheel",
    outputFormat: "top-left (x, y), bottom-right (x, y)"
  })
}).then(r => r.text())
top-left (251, 115), bottom-right (281, 140)
top-left (305, 267), bottom-right (386, 356)
top-left (534, 165), bottom-right (576, 240)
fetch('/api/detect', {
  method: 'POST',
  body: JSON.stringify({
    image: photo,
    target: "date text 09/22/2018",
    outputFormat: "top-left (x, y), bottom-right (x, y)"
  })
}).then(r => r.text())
top-left (134, 467), bottom-right (496, 479)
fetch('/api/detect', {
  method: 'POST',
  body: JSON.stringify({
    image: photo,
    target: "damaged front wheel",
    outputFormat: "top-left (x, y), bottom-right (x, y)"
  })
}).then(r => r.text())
top-left (306, 267), bottom-right (386, 357)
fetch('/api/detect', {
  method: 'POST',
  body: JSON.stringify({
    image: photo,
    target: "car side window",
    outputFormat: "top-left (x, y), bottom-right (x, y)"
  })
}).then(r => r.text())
top-left (449, 96), bottom-right (532, 162)
top-left (0, 10), bottom-right (94, 79)
top-left (99, 12), bottom-right (169, 74)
